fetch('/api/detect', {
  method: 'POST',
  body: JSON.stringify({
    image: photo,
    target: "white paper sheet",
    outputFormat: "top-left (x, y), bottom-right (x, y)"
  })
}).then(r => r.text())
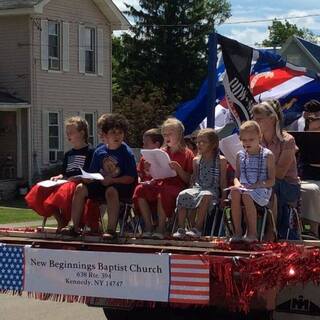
top-left (140, 149), bottom-right (177, 180)
top-left (75, 168), bottom-right (104, 180)
top-left (37, 179), bottom-right (68, 188)
top-left (219, 133), bottom-right (244, 170)
top-left (224, 187), bottom-right (253, 192)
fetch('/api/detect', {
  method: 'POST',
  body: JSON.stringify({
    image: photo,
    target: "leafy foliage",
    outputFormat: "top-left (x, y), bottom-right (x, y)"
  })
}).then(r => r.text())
top-left (113, 86), bottom-right (172, 147)
top-left (112, 0), bottom-right (231, 146)
top-left (113, 0), bottom-right (231, 101)
top-left (262, 19), bottom-right (317, 47)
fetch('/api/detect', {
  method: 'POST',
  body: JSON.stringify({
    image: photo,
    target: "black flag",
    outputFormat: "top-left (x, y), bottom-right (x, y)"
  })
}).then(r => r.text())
top-left (217, 34), bottom-right (256, 124)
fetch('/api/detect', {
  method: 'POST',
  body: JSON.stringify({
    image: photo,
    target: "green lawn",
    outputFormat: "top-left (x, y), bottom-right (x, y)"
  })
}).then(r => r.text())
top-left (0, 207), bottom-right (40, 224)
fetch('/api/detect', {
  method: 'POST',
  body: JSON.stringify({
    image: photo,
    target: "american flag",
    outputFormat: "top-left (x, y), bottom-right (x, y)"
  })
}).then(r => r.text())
top-left (169, 254), bottom-right (210, 305)
top-left (66, 155), bottom-right (86, 172)
top-left (0, 244), bottom-right (24, 291)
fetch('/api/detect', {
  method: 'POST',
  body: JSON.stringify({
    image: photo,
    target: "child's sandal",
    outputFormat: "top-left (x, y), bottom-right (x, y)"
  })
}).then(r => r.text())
top-left (102, 230), bottom-right (117, 240)
top-left (60, 226), bottom-right (81, 237)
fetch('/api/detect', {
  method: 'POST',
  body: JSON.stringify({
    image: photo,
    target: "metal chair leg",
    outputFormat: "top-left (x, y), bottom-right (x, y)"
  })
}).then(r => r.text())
top-left (42, 217), bottom-right (47, 231)
top-left (259, 207), bottom-right (268, 241)
top-left (218, 211), bottom-right (225, 237)
top-left (171, 210), bottom-right (178, 234)
top-left (120, 204), bottom-right (130, 237)
top-left (209, 206), bottom-right (219, 237)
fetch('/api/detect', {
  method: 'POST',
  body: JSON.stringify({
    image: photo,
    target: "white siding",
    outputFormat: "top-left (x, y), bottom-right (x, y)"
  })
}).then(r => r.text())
top-left (31, 0), bottom-right (112, 167)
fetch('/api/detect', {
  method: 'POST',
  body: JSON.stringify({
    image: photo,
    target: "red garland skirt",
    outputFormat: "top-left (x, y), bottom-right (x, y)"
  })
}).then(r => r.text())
top-left (25, 182), bottom-right (100, 230)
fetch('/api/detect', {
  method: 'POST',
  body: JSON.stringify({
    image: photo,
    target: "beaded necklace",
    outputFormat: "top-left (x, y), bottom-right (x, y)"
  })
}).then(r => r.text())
top-left (243, 147), bottom-right (263, 184)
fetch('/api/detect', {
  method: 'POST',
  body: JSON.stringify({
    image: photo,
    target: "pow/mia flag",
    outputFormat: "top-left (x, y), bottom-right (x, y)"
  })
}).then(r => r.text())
top-left (217, 34), bottom-right (256, 126)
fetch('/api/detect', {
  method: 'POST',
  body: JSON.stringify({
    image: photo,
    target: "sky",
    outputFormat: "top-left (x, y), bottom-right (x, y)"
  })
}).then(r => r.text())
top-left (113, 0), bottom-right (320, 46)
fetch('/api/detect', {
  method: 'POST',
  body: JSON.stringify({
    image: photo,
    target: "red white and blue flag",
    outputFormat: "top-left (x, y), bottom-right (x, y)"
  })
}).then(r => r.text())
top-left (218, 34), bottom-right (318, 127)
top-left (176, 34), bottom-right (320, 133)
top-left (169, 254), bottom-right (210, 304)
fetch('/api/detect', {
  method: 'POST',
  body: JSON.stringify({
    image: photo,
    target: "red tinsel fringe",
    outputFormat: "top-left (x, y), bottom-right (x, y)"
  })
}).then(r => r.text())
top-left (208, 242), bottom-right (320, 313)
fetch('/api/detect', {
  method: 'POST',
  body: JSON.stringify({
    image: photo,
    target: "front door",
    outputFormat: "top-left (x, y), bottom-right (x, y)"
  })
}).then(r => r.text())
top-left (0, 111), bottom-right (17, 179)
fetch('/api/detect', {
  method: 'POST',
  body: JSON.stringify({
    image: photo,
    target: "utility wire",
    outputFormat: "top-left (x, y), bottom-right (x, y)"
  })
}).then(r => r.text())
top-left (223, 14), bottom-right (320, 25)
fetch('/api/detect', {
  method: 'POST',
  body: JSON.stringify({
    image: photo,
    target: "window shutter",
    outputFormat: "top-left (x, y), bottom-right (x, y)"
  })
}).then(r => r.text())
top-left (97, 28), bottom-right (104, 76)
top-left (58, 110), bottom-right (63, 151)
top-left (62, 22), bottom-right (70, 72)
top-left (42, 111), bottom-right (49, 164)
top-left (79, 24), bottom-right (86, 73)
top-left (41, 20), bottom-right (48, 71)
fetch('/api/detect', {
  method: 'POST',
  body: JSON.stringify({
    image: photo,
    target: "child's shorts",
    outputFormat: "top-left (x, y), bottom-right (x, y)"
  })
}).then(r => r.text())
top-left (87, 182), bottom-right (135, 201)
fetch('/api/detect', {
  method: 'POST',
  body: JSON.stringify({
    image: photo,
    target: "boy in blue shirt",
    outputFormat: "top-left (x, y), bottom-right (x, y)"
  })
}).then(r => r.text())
top-left (64, 113), bottom-right (137, 238)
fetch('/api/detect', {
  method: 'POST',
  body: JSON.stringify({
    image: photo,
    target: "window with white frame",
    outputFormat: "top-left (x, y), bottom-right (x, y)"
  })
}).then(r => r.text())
top-left (84, 112), bottom-right (96, 146)
top-left (84, 27), bottom-right (96, 73)
top-left (48, 112), bottom-right (61, 162)
top-left (48, 21), bottom-right (61, 71)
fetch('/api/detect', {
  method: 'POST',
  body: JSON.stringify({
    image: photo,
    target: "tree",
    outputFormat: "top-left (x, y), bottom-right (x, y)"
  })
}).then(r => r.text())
top-left (262, 19), bottom-right (317, 47)
top-left (113, 86), bottom-right (171, 147)
top-left (113, 0), bottom-right (231, 105)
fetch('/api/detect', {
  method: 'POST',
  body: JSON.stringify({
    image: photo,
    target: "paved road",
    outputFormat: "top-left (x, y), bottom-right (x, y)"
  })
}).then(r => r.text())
top-left (0, 294), bottom-right (106, 320)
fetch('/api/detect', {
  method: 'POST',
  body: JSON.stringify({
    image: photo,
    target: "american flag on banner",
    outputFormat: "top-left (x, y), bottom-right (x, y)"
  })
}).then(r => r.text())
top-left (0, 244), bottom-right (24, 291)
top-left (169, 254), bottom-right (210, 304)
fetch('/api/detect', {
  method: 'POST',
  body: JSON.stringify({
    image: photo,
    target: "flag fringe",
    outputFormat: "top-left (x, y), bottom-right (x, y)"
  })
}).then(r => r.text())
top-left (27, 292), bottom-right (88, 304)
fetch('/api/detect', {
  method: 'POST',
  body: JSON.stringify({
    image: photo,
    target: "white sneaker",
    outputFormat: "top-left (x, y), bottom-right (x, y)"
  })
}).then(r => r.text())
top-left (152, 232), bottom-right (165, 240)
top-left (186, 228), bottom-right (202, 238)
top-left (243, 235), bottom-right (258, 243)
top-left (230, 235), bottom-right (243, 243)
top-left (173, 228), bottom-right (186, 239)
top-left (141, 231), bottom-right (153, 239)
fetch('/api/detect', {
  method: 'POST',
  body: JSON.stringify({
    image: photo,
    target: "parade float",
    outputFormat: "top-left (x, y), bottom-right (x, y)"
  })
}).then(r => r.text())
top-left (1, 33), bottom-right (320, 320)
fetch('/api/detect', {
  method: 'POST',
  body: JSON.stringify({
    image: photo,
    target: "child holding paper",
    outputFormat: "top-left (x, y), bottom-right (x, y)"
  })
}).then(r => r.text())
top-left (137, 128), bottom-right (164, 182)
top-left (62, 113), bottom-right (137, 238)
top-left (25, 117), bottom-right (94, 231)
top-left (230, 121), bottom-right (275, 242)
top-left (135, 118), bottom-right (194, 239)
top-left (132, 128), bottom-right (164, 233)
top-left (173, 129), bottom-right (227, 239)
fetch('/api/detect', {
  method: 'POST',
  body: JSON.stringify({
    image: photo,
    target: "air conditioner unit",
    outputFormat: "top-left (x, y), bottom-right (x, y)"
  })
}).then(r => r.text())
top-left (49, 150), bottom-right (58, 163)
top-left (57, 151), bottom-right (64, 161)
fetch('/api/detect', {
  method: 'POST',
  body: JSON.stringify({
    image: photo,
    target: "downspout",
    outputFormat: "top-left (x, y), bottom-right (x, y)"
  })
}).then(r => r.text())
top-left (27, 16), bottom-right (34, 186)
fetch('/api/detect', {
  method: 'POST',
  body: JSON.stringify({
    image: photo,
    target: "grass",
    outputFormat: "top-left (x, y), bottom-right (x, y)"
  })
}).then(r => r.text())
top-left (0, 207), bottom-right (41, 224)
top-left (0, 197), bottom-right (42, 224)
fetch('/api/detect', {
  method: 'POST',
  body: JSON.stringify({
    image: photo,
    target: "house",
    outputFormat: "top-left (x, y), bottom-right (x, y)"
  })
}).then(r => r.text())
top-left (281, 36), bottom-right (320, 73)
top-left (0, 0), bottom-right (129, 199)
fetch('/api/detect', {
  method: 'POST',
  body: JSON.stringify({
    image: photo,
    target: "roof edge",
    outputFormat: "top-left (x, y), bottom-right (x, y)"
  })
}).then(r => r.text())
top-left (93, 0), bottom-right (130, 30)
top-left (0, 7), bottom-right (35, 16)
top-left (0, 0), bottom-right (130, 30)
top-left (295, 36), bottom-right (320, 68)
top-left (281, 36), bottom-right (320, 69)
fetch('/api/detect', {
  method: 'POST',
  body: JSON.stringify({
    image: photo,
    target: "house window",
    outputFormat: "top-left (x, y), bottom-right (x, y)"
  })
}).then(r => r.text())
top-left (84, 27), bottom-right (96, 73)
top-left (48, 21), bottom-right (61, 70)
top-left (84, 112), bottom-right (96, 146)
top-left (48, 112), bottom-right (60, 162)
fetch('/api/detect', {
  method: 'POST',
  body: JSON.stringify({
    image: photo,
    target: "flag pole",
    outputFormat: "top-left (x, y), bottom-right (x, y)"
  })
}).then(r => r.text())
top-left (207, 31), bottom-right (217, 129)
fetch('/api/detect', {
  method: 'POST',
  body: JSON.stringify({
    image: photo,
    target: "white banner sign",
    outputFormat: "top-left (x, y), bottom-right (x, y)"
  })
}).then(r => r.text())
top-left (24, 248), bottom-right (170, 302)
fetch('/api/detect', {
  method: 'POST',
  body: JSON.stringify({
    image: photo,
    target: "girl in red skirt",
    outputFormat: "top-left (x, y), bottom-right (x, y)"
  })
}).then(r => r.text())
top-left (133, 118), bottom-right (194, 239)
top-left (25, 117), bottom-right (93, 231)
